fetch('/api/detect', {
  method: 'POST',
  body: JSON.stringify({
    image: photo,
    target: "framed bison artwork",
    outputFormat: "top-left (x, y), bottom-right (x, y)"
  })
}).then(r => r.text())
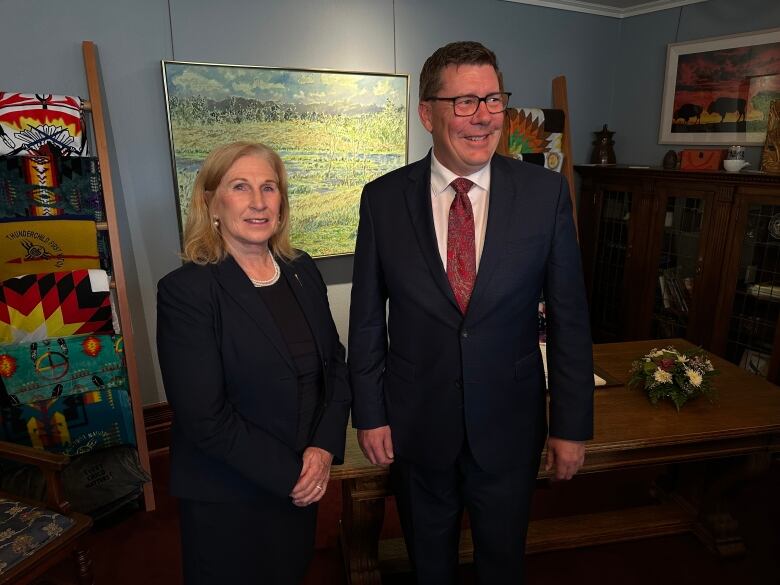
top-left (659, 28), bottom-right (780, 145)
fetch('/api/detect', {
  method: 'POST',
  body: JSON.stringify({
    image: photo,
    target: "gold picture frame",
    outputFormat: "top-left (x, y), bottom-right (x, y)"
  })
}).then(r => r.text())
top-left (162, 60), bottom-right (409, 258)
top-left (659, 28), bottom-right (780, 145)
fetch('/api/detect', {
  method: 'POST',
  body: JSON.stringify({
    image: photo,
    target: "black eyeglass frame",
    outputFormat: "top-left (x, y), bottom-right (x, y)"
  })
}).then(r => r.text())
top-left (423, 92), bottom-right (512, 117)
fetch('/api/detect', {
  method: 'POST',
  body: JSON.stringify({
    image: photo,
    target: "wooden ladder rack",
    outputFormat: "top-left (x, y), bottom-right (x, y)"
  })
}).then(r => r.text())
top-left (81, 40), bottom-right (154, 511)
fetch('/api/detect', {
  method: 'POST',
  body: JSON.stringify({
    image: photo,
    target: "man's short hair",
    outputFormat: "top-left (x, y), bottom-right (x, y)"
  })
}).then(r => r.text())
top-left (419, 41), bottom-right (502, 101)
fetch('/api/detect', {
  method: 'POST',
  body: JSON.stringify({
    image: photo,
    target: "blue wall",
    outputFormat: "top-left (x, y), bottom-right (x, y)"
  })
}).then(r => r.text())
top-left (0, 0), bottom-right (775, 402)
top-left (611, 0), bottom-right (780, 165)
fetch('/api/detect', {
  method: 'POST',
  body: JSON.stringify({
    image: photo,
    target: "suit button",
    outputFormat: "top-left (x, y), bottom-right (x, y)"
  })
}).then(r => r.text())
top-left (462, 330), bottom-right (469, 338)
top-left (455, 379), bottom-right (463, 390)
top-left (323, 359), bottom-right (328, 368)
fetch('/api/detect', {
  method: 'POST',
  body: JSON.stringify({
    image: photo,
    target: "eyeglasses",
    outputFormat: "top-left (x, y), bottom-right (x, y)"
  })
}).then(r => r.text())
top-left (424, 92), bottom-right (511, 117)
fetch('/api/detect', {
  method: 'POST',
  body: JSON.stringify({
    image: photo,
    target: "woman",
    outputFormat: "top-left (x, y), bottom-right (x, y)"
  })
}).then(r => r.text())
top-left (156, 141), bottom-right (351, 585)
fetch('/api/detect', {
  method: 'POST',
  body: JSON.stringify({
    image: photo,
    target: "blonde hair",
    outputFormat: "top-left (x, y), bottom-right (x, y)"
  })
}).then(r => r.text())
top-left (182, 141), bottom-right (296, 264)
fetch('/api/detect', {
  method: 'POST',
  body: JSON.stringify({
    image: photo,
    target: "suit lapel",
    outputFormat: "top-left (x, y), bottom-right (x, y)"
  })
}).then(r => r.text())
top-left (404, 153), bottom-right (460, 313)
top-left (213, 256), bottom-right (296, 371)
top-left (468, 155), bottom-right (518, 319)
top-left (278, 258), bottom-right (325, 359)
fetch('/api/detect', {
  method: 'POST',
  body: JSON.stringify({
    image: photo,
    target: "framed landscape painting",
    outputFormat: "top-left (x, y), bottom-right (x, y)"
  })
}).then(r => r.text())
top-left (162, 61), bottom-right (409, 257)
top-left (659, 28), bottom-right (780, 145)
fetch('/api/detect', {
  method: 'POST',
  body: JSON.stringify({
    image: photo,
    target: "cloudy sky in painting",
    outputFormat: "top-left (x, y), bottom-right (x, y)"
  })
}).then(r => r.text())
top-left (165, 62), bottom-right (407, 109)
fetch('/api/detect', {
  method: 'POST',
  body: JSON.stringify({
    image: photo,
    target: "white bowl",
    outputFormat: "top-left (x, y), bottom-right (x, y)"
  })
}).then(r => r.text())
top-left (723, 159), bottom-right (749, 172)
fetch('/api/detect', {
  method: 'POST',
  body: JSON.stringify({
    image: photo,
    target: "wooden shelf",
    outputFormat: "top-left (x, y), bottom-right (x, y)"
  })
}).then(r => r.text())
top-left (377, 503), bottom-right (693, 574)
top-left (577, 165), bottom-right (780, 383)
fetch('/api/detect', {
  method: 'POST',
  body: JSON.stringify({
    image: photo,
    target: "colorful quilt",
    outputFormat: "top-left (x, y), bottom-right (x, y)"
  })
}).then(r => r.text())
top-left (0, 333), bottom-right (126, 406)
top-left (0, 269), bottom-right (115, 343)
top-left (0, 148), bottom-right (104, 219)
top-left (0, 93), bottom-right (87, 157)
top-left (502, 108), bottom-right (565, 173)
top-left (0, 217), bottom-right (100, 281)
top-left (0, 387), bottom-right (135, 456)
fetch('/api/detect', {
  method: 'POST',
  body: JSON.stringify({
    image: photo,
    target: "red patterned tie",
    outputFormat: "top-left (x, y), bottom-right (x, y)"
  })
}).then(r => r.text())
top-left (447, 177), bottom-right (476, 314)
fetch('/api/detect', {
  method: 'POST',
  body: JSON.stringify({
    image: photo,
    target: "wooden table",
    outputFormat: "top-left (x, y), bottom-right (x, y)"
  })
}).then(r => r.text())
top-left (331, 340), bottom-right (780, 585)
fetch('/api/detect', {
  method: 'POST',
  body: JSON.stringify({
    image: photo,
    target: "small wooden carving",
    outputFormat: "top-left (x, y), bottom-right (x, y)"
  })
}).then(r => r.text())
top-left (760, 99), bottom-right (780, 173)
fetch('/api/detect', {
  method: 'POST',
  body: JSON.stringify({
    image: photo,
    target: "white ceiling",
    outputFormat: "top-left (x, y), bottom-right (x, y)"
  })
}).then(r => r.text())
top-left (501, 0), bottom-right (708, 18)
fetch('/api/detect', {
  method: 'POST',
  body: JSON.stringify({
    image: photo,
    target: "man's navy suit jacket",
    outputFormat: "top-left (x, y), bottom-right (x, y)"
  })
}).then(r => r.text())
top-left (348, 152), bottom-right (594, 473)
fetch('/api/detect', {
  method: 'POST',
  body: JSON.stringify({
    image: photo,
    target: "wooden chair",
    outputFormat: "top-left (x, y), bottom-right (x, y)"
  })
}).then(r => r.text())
top-left (0, 441), bottom-right (94, 585)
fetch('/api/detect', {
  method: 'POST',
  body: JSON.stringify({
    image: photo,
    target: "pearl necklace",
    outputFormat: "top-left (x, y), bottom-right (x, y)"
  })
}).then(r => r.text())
top-left (249, 254), bottom-right (281, 287)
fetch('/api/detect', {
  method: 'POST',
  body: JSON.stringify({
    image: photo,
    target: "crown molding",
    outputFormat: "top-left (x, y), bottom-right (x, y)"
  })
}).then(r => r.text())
top-left (500, 0), bottom-right (708, 19)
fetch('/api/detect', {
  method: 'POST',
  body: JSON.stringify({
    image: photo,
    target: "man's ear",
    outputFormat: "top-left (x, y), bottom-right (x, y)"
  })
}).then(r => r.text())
top-left (418, 101), bottom-right (433, 133)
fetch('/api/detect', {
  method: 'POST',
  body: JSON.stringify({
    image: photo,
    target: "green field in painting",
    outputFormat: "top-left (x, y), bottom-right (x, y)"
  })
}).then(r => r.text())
top-left (171, 112), bottom-right (405, 257)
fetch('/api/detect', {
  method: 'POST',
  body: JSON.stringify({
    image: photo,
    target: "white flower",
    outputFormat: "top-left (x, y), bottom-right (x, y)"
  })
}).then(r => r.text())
top-left (676, 354), bottom-right (689, 363)
top-left (653, 369), bottom-right (673, 384)
top-left (686, 368), bottom-right (702, 387)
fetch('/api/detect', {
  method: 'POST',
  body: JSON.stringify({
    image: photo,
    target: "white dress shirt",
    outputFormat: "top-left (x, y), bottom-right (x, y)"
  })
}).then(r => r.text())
top-left (429, 153), bottom-right (491, 271)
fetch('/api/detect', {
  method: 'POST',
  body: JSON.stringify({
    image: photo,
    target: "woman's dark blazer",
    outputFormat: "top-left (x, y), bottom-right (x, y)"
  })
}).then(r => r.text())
top-left (156, 251), bottom-right (351, 503)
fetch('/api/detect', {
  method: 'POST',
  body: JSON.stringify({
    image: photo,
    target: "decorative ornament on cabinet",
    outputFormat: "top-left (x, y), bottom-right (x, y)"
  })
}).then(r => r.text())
top-left (590, 124), bottom-right (616, 165)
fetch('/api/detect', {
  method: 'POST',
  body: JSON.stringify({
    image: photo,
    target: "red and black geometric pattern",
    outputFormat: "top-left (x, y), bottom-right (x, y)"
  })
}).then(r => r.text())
top-left (0, 269), bottom-right (114, 343)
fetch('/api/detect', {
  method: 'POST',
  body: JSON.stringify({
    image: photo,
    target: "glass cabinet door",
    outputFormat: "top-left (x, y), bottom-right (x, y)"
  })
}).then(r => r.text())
top-left (590, 189), bottom-right (632, 341)
top-left (650, 195), bottom-right (706, 340)
top-left (724, 203), bottom-right (780, 378)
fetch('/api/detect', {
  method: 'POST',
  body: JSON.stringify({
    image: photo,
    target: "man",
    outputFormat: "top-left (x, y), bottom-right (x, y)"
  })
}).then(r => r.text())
top-left (348, 41), bottom-right (593, 584)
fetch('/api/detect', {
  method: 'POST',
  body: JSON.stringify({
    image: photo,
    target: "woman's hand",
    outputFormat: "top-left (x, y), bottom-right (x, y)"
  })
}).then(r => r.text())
top-left (290, 446), bottom-right (333, 507)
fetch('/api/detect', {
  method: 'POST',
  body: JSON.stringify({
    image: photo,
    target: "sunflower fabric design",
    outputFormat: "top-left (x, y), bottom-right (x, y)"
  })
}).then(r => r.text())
top-left (501, 108), bottom-right (564, 173)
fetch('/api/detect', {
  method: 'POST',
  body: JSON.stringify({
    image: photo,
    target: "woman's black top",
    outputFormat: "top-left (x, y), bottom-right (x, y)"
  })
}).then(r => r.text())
top-left (256, 275), bottom-right (322, 452)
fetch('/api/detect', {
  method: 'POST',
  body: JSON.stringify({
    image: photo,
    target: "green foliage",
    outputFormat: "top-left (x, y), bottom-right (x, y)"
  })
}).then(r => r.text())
top-left (169, 102), bottom-right (406, 256)
top-left (751, 91), bottom-right (780, 121)
top-left (628, 346), bottom-right (718, 411)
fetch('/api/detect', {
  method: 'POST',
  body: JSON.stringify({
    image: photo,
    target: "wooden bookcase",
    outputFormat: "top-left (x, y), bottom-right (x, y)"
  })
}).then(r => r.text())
top-left (576, 165), bottom-right (780, 385)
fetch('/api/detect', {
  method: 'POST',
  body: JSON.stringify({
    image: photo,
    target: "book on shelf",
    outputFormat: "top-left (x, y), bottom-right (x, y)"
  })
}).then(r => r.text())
top-left (658, 269), bottom-right (690, 313)
top-left (739, 348), bottom-right (771, 377)
top-left (747, 282), bottom-right (780, 301)
top-left (658, 275), bottom-right (670, 308)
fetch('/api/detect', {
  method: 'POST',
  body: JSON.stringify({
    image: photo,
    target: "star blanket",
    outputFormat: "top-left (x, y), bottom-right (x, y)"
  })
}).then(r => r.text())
top-left (0, 217), bottom-right (100, 282)
top-left (0, 269), bottom-right (116, 343)
top-left (0, 93), bottom-right (87, 157)
top-left (0, 333), bottom-right (126, 405)
top-left (501, 108), bottom-right (565, 173)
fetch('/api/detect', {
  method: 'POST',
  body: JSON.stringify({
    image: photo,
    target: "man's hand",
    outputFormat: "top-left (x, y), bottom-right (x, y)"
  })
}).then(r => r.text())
top-left (544, 436), bottom-right (585, 480)
top-left (357, 425), bottom-right (394, 466)
top-left (290, 446), bottom-right (333, 507)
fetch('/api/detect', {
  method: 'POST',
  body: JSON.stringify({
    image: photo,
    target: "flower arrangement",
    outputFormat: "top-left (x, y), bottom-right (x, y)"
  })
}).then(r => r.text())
top-left (628, 346), bottom-right (718, 410)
